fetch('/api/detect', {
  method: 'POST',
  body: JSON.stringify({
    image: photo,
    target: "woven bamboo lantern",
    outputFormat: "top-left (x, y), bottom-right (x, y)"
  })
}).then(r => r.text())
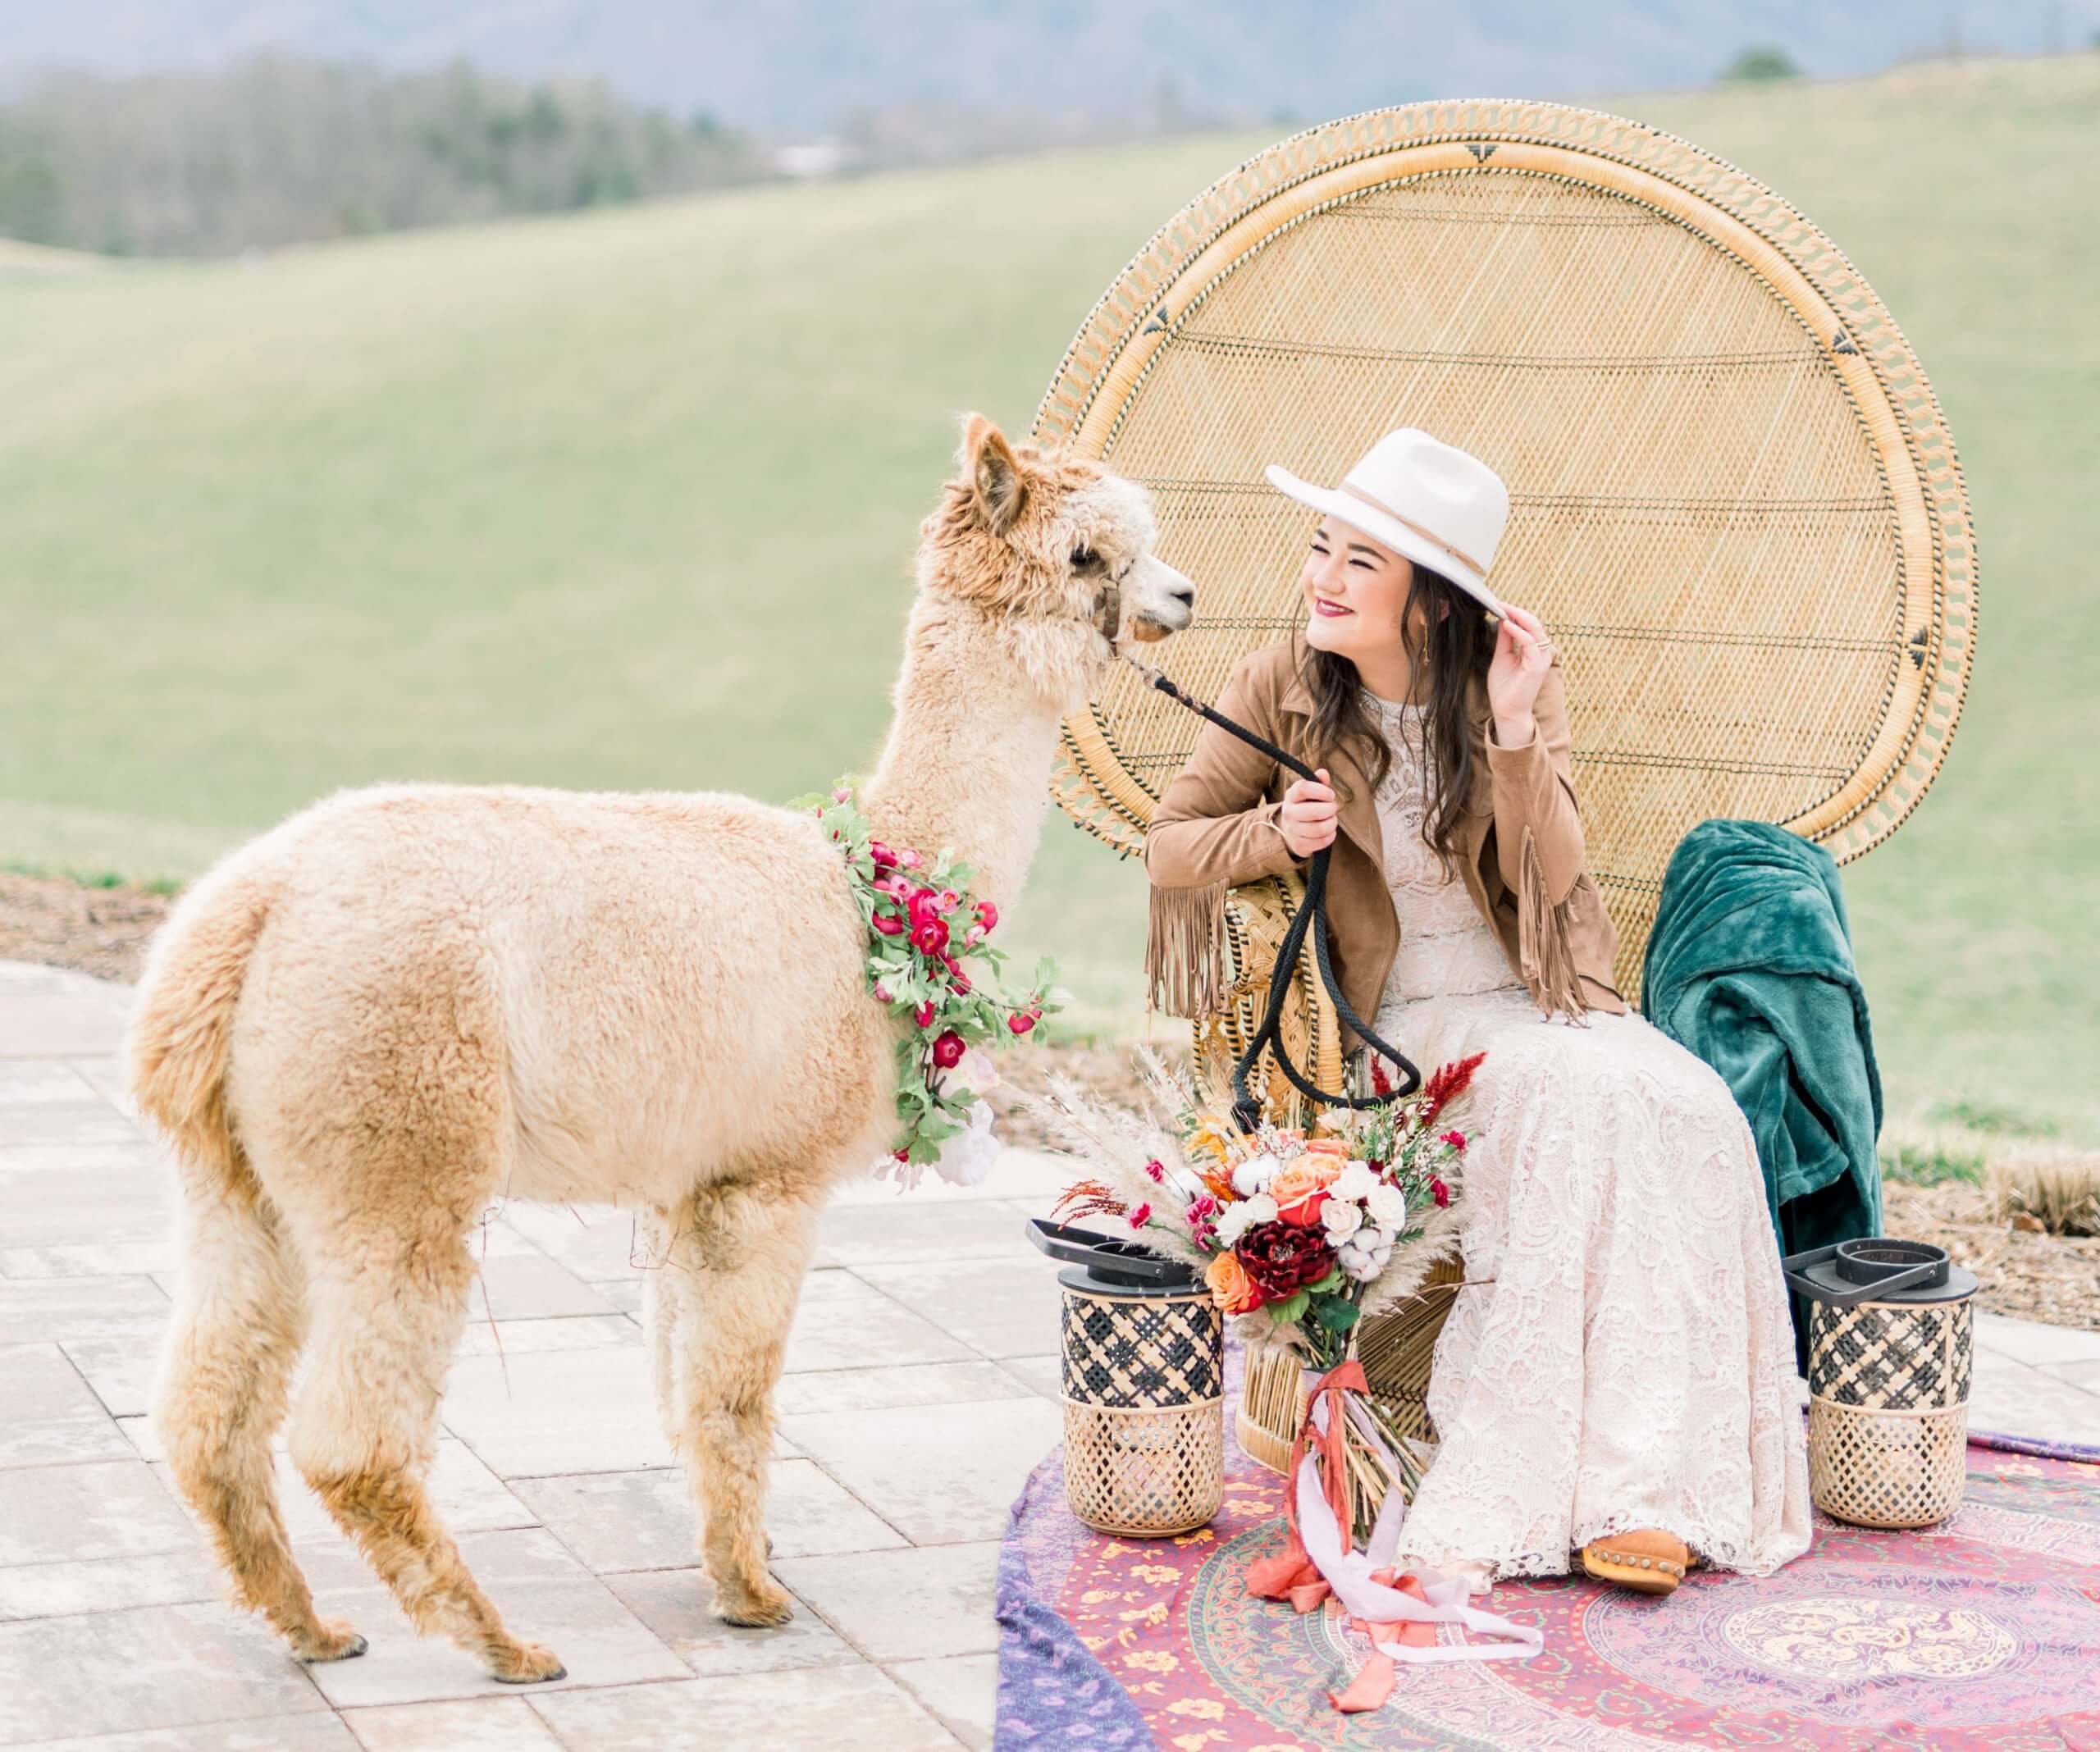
top-left (1034, 99), bottom-right (1976, 1469)
top-left (1029, 1220), bottom-right (1223, 1536)
top-left (1784, 1239), bottom-right (1979, 1529)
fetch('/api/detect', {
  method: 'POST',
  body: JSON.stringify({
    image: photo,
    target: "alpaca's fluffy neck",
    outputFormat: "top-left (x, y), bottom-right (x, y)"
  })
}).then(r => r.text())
top-left (860, 602), bottom-right (1071, 915)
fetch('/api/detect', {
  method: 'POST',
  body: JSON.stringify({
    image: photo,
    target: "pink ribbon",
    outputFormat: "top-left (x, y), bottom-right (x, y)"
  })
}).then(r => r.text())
top-left (1244, 1360), bottom-right (1544, 1713)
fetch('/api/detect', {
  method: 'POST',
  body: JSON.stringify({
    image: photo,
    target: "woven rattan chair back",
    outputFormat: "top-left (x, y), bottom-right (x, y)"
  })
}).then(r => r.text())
top-left (1035, 99), bottom-right (1975, 1029)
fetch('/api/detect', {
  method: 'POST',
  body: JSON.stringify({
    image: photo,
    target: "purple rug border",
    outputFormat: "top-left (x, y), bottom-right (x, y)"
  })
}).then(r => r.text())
top-left (1969, 1426), bottom-right (2100, 1462)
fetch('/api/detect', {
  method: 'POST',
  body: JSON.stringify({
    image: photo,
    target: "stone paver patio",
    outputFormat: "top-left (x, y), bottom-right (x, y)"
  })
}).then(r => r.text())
top-left (2, 956), bottom-right (2098, 1750)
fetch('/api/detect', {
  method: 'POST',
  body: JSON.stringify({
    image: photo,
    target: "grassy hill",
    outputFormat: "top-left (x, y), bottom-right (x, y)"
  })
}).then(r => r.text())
top-left (3, 56), bottom-right (2095, 1137)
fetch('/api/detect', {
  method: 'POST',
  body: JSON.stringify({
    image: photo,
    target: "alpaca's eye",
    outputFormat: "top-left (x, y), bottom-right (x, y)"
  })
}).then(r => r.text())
top-left (1071, 545), bottom-right (1099, 571)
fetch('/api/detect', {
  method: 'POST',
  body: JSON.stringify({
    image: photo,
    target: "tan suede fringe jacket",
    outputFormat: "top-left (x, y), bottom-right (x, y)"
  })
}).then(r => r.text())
top-left (1142, 633), bottom-right (1627, 1046)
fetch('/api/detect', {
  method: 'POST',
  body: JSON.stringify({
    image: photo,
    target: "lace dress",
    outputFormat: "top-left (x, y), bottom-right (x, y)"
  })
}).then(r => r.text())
top-left (1356, 691), bottom-right (1810, 1581)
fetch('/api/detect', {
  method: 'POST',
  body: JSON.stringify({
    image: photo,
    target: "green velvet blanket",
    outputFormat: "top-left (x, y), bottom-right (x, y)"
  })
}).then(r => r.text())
top-left (1641, 819), bottom-right (1883, 1258)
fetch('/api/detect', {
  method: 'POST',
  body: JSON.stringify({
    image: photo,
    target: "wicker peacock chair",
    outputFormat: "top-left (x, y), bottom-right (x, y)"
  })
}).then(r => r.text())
top-left (1032, 99), bottom-right (1976, 1471)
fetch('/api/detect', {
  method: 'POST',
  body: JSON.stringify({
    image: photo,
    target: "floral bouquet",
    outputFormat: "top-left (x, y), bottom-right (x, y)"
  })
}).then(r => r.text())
top-left (1035, 1050), bottom-right (1486, 1519)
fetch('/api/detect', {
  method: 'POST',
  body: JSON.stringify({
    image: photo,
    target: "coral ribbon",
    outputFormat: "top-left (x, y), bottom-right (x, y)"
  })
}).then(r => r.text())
top-left (1244, 1360), bottom-right (1545, 1712)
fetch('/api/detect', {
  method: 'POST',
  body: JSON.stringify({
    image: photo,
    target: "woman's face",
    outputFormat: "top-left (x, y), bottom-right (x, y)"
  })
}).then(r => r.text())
top-left (1298, 516), bottom-right (1425, 661)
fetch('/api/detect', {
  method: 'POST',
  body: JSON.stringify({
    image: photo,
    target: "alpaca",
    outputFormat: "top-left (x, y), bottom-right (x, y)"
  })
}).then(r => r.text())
top-left (126, 414), bottom-right (1194, 1682)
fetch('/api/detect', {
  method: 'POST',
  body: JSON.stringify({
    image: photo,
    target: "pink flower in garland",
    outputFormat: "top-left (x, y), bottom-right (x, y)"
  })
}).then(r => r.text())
top-left (1440, 1130), bottom-right (1467, 1153)
top-left (1128, 1203), bottom-right (1153, 1229)
top-left (872, 981), bottom-right (894, 1004)
top-left (948, 967), bottom-right (972, 996)
top-left (911, 917), bottom-right (949, 956)
top-left (872, 910), bottom-right (905, 937)
top-left (915, 1001), bottom-right (935, 1029)
top-left (1143, 1158), bottom-right (1165, 1183)
top-left (899, 849), bottom-right (924, 870)
top-left (1187, 1194), bottom-right (1219, 1225)
top-left (965, 924), bottom-right (986, 947)
top-left (1431, 1177), bottom-right (1451, 1208)
top-left (938, 888), bottom-right (960, 911)
top-left (975, 899), bottom-right (998, 931)
top-left (907, 888), bottom-right (943, 927)
top-left (931, 1030), bottom-right (966, 1070)
top-left (1007, 1012), bottom-right (1036, 1036)
top-left (869, 841), bottom-right (898, 870)
top-left (833, 787), bottom-right (852, 803)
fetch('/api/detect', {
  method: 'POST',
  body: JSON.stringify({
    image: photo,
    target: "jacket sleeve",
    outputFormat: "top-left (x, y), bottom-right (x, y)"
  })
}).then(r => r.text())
top-left (1139, 655), bottom-right (1302, 1016)
top-left (1482, 659), bottom-right (1593, 1017)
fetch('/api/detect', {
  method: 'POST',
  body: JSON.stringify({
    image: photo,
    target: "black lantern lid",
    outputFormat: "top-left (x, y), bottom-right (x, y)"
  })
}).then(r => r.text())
top-left (1783, 1237), bottom-right (1978, 1307)
top-left (1026, 1217), bottom-right (1198, 1298)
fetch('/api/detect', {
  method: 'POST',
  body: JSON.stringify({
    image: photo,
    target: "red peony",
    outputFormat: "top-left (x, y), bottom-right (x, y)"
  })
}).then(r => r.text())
top-left (869, 841), bottom-right (898, 869)
top-left (1234, 1220), bottom-right (1337, 1302)
top-left (931, 1029), bottom-right (965, 1069)
top-left (911, 917), bottom-right (949, 956)
top-left (872, 910), bottom-right (905, 937)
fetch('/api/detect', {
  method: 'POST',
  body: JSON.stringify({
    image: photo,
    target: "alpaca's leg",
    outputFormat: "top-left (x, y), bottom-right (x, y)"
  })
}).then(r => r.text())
top-left (289, 1234), bottom-right (564, 1683)
top-left (662, 1184), bottom-right (822, 1626)
top-left (154, 1173), bottom-right (361, 1660)
top-left (641, 1208), bottom-right (687, 1453)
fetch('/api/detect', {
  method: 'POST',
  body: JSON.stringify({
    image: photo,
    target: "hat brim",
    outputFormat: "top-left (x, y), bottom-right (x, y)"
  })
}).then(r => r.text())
top-left (1262, 463), bottom-right (1505, 618)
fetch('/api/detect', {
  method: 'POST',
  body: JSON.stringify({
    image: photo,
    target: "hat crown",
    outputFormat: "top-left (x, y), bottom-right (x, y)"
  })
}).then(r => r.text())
top-left (1340, 428), bottom-right (1510, 580)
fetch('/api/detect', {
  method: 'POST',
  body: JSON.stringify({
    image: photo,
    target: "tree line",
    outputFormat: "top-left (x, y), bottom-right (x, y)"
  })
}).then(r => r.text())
top-left (0, 57), bottom-right (772, 257)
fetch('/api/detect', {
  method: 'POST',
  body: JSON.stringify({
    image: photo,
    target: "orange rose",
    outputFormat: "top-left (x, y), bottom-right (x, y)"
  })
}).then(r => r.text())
top-left (1206, 1249), bottom-right (1262, 1314)
top-left (1268, 1153), bottom-right (1340, 1228)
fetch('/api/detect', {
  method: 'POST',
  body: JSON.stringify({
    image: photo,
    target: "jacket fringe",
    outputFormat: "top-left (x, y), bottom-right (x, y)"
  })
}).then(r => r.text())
top-left (1518, 825), bottom-right (1591, 1022)
top-left (1146, 881), bottom-right (1230, 1018)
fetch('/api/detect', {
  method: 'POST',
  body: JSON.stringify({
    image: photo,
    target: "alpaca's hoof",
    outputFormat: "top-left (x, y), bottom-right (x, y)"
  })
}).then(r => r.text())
top-left (487, 1640), bottom-right (568, 1684)
top-left (719, 1580), bottom-right (794, 1628)
top-left (292, 1619), bottom-right (368, 1663)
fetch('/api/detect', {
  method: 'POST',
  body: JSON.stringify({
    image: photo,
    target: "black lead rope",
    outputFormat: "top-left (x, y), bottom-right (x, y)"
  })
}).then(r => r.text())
top-left (1133, 666), bottom-right (1422, 1133)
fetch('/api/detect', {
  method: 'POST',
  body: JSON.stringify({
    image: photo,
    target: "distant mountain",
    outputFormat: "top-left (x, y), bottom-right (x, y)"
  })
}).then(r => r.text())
top-left (0, 2), bottom-right (2076, 135)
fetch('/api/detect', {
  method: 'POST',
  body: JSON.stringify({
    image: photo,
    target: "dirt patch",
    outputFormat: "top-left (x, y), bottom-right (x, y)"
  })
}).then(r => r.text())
top-left (7, 869), bottom-right (2093, 1333)
top-left (0, 871), bottom-right (169, 983)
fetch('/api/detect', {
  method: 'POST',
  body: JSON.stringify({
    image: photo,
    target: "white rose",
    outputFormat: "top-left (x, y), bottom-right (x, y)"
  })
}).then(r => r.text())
top-left (1366, 1182), bottom-right (1409, 1230)
top-left (1231, 1153), bottom-right (1281, 1197)
top-left (1239, 1192), bottom-right (1278, 1226)
top-left (930, 1101), bottom-right (1002, 1189)
top-left (1331, 1161), bottom-right (1376, 1203)
top-left (1321, 1198), bottom-right (1363, 1241)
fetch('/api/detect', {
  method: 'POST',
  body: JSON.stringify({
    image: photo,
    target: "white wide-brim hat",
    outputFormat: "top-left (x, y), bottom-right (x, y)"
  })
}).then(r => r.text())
top-left (1264, 427), bottom-right (1509, 618)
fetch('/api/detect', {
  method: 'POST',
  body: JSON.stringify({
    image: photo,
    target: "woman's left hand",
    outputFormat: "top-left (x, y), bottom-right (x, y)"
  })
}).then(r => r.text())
top-left (1486, 603), bottom-right (1554, 746)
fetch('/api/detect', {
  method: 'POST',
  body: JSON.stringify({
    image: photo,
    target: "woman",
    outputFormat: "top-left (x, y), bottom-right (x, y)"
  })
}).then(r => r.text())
top-left (1144, 429), bottom-right (1810, 1593)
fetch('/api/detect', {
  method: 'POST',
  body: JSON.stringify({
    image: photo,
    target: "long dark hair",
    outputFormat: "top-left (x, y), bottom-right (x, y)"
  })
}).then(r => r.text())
top-left (1299, 563), bottom-right (1498, 872)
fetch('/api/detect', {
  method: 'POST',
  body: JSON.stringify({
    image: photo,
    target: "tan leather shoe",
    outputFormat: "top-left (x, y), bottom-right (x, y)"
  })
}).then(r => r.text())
top-left (1581, 1529), bottom-right (1691, 1596)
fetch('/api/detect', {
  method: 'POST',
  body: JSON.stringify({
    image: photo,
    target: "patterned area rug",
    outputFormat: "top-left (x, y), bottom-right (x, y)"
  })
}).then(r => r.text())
top-left (996, 1417), bottom-right (2100, 1748)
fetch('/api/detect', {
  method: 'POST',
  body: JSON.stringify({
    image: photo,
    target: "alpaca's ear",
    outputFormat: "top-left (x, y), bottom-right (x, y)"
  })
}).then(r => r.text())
top-left (960, 413), bottom-right (1026, 536)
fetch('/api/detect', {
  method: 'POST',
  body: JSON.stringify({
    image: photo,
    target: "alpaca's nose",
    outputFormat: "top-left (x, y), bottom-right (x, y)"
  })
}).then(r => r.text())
top-left (1170, 583), bottom-right (1195, 609)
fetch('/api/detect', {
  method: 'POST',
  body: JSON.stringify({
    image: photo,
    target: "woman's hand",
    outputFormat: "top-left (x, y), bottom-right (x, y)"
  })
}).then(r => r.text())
top-left (1486, 602), bottom-right (1555, 748)
top-left (1277, 768), bottom-right (1339, 858)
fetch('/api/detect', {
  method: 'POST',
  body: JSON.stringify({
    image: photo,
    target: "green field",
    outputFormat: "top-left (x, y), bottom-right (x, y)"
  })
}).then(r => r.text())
top-left (4, 57), bottom-right (2095, 1138)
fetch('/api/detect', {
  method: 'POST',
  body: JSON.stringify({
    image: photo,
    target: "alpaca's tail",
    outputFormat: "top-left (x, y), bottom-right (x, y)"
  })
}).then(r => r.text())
top-left (128, 868), bottom-right (272, 1201)
top-left (130, 868), bottom-right (348, 1649)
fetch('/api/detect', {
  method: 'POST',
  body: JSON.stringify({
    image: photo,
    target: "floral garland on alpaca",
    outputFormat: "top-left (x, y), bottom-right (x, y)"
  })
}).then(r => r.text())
top-left (796, 779), bottom-right (1061, 1179)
